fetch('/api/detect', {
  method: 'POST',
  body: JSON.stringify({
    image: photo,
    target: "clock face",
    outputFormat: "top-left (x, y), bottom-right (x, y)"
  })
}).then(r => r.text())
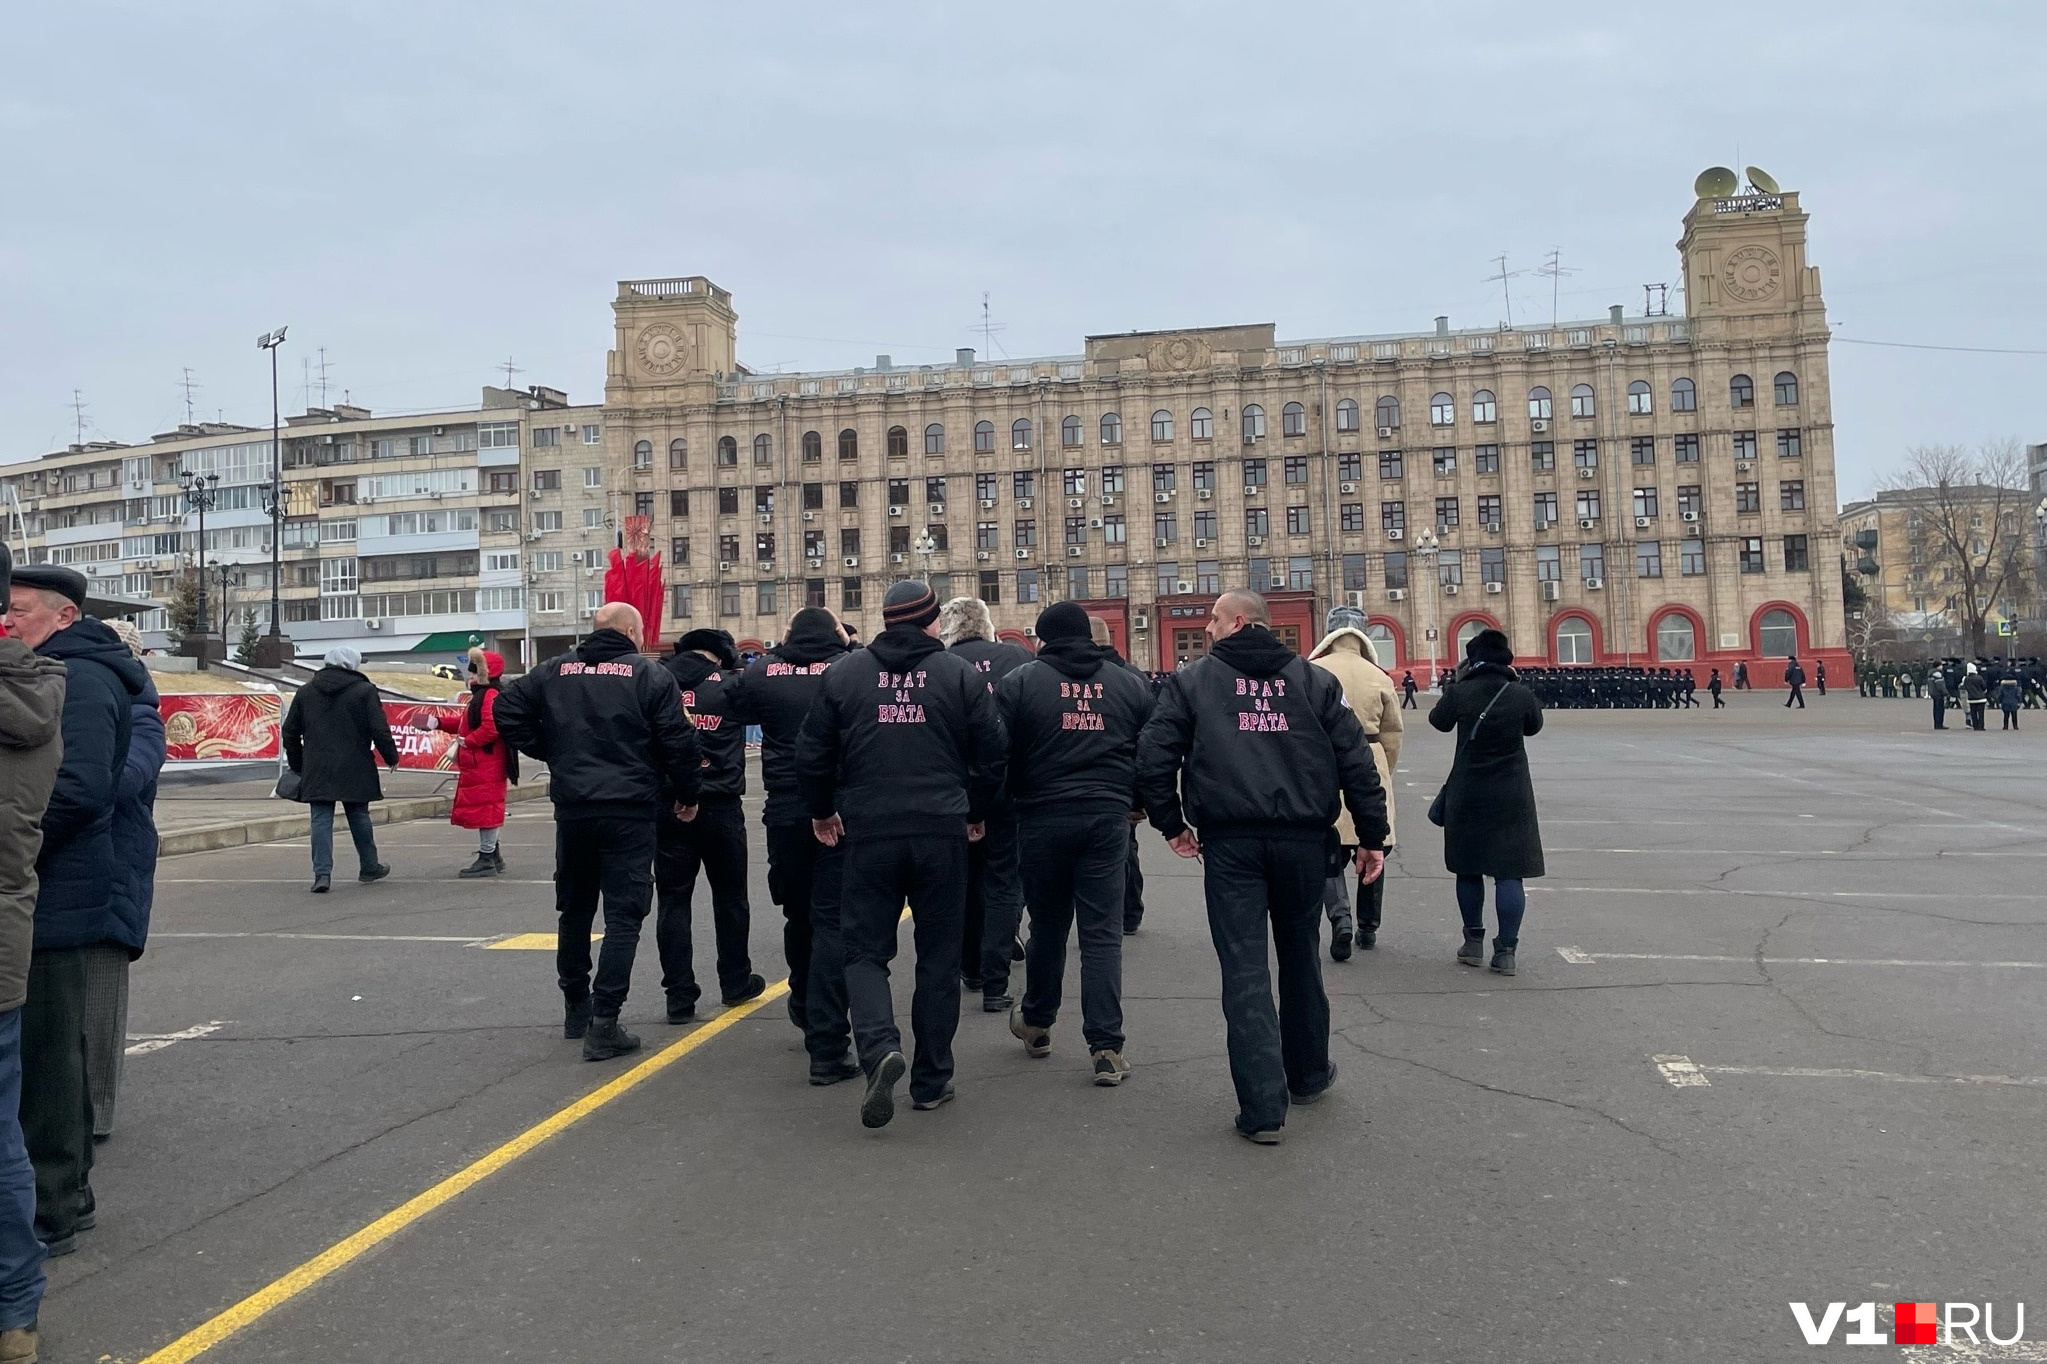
top-left (1722, 244), bottom-right (1782, 302)
top-left (637, 323), bottom-right (687, 376)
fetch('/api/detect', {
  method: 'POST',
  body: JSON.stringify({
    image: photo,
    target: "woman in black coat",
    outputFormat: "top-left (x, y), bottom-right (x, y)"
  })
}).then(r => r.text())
top-left (1428, 629), bottom-right (1544, 976)
top-left (282, 647), bottom-right (400, 892)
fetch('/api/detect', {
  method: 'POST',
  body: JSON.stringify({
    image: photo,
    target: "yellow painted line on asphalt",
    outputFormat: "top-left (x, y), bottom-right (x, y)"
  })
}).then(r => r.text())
top-left (483, 932), bottom-right (595, 951)
top-left (135, 977), bottom-right (791, 1364)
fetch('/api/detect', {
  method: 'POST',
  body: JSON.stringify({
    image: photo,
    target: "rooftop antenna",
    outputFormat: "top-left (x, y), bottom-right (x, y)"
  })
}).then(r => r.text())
top-left (1643, 283), bottom-right (1670, 317)
top-left (1484, 253), bottom-right (1523, 327)
top-left (301, 357), bottom-right (312, 412)
top-left (1535, 250), bottom-right (1577, 328)
top-left (500, 356), bottom-right (523, 389)
top-left (71, 390), bottom-right (87, 445)
top-left (316, 346), bottom-right (331, 406)
top-left (976, 293), bottom-right (1008, 361)
top-left (181, 367), bottom-right (199, 424)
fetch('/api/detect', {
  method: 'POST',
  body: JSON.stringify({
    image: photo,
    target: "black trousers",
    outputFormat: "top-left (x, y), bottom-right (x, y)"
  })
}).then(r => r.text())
top-left (555, 815), bottom-right (657, 1017)
top-left (654, 799), bottom-right (754, 1009)
top-left (764, 821), bottom-right (853, 1064)
top-left (1202, 834), bottom-right (1333, 1135)
top-left (21, 947), bottom-right (91, 1243)
top-left (960, 812), bottom-right (1023, 996)
top-left (1785, 683), bottom-right (1805, 708)
top-left (841, 834), bottom-right (967, 1103)
top-left (1123, 823), bottom-right (1146, 931)
top-left (1018, 814), bottom-right (1128, 1054)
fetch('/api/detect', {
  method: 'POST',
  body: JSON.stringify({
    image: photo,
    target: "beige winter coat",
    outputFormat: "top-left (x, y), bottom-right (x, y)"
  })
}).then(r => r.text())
top-left (1309, 628), bottom-right (1402, 849)
top-left (0, 637), bottom-right (66, 1012)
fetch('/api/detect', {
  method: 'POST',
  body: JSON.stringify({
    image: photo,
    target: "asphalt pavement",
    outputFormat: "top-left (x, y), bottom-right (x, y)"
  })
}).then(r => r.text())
top-left (42, 691), bottom-right (2047, 1363)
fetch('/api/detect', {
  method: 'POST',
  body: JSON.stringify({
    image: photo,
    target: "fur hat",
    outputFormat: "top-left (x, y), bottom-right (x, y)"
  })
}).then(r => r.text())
top-left (1464, 628), bottom-right (1514, 668)
top-left (937, 595), bottom-right (993, 643)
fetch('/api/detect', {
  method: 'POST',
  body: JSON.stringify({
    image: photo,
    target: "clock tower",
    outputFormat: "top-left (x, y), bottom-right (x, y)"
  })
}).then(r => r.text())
top-left (1677, 179), bottom-right (1826, 340)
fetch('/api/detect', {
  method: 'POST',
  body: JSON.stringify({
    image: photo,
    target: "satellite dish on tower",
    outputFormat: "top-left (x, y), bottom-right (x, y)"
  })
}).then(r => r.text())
top-left (1745, 166), bottom-right (1780, 194)
top-left (1694, 166), bottom-right (1739, 198)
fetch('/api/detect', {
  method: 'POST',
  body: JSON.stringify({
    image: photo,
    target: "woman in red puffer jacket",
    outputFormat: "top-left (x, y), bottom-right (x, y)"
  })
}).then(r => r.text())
top-left (445, 647), bottom-right (518, 877)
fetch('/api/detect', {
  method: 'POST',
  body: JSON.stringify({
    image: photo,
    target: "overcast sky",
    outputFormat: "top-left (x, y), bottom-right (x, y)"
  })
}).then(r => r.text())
top-left (4, 2), bottom-right (2042, 498)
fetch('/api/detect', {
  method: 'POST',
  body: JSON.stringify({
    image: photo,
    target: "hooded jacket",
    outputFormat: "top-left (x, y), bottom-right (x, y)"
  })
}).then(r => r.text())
top-left (1308, 627), bottom-right (1404, 849)
top-left (0, 637), bottom-right (66, 1008)
top-left (794, 625), bottom-right (1007, 839)
top-left (1136, 624), bottom-right (1386, 846)
top-left (35, 617), bottom-right (149, 949)
top-left (660, 647), bottom-right (745, 802)
top-left (994, 637), bottom-right (1155, 818)
top-left (283, 664), bottom-right (399, 806)
top-left (105, 671), bottom-right (165, 958)
top-left (724, 614), bottom-right (849, 827)
top-left (495, 628), bottom-right (702, 819)
top-left (950, 636), bottom-right (1034, 692)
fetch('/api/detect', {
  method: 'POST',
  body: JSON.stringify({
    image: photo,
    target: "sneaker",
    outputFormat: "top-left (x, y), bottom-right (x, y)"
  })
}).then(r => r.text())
top-left (720, 974), bottom-right (766, 1008)
top-left (310, 874), bottom-right (331, 894)
top-left (1456, 937), bottom-right (1486, 966)
top-left (581, 1015), bottom-right (642, 1062)
top-left (359, 862), bottom-right (391, 884)
top-left (562, 997), bottom-right (591, 1040)
top-left (0, 1323), bottom-right (37, 1364)
top-left (1091, 1050), bottom-right (1130, 1086)
top-left (861, 1050), bottom-right (907, 1129)
top-left (911, 1084), bottom-right (956, 1111)
top-left (457, 852), bottom-right (498, 879)
top-left (1490, 947), bottom-right (1518, 977)
top-left (1008, 1003), bottom-right (1050, 1058)
top-left (1330, 919), bottom-right (1354, 962)
top-left (808, 1054), bottom-right (862, 1086)
top-left (981, 992), bottom-right (1013, 1013)
top-left (1290, 1064), bottom-right (1337, 1105)
top-left (1236, 1126), bottom-right (1283, 1146)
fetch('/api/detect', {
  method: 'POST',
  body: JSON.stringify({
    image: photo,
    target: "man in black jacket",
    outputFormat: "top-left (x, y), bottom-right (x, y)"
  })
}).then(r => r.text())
top-left (997, 603), bottom-right (1154, 1086)
top-left (939, 597), bottom-right (1032, 1011)
top-left (795, 581), bottom-right (1006, 1128)
top-left (1137, 590), bottom-right (1386, 1145)
top-left (495, 603), bottom-right (703, 1061)
top-left (655, 629), bottom-right (764, 1024)
top-left (725, 607), bottom-right (859, 1084)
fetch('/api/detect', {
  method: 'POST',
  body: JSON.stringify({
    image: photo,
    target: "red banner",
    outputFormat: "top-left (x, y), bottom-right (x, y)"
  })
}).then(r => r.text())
top-left (382, 701), bottom-right (467, 771)
top-left (161, 692), bottom-right (282, 764)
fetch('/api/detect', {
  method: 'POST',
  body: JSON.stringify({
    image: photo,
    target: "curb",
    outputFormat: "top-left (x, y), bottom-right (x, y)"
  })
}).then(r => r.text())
top-left (160, 779), bottom-right (551, 858)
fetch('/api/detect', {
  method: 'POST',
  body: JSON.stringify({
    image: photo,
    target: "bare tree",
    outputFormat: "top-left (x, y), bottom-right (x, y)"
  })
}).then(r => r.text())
top-left (1883, 440), bottom-right (2035, 656)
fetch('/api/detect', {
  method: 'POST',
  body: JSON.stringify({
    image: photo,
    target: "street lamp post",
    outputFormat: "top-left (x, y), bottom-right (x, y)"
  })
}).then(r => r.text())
top-left (179, 470), bottom-right (221, 663)
top-left (215, 563), bottom-right (243, 653)
top-left (1412, 528), bottom-right (1441, 688)
top-left (255, 327), bottom-right (289, 666)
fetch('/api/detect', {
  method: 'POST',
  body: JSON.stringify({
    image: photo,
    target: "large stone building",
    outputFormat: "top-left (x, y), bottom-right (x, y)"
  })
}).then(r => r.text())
top-left (1838, 485), bottom-right (2035, 647)
top-left (608, 174), bottom-right (1848, 677)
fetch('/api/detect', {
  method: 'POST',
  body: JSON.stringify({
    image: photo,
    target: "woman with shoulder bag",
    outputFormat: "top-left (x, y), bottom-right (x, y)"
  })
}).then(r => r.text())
top-left (425, 647), bottom-right (518, 877)
top-left (1427, 629), bottom-right (1544, 975)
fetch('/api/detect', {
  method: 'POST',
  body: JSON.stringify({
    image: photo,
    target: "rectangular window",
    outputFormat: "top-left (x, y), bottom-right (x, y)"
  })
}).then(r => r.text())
top-left (803, 530), bottom-right (823, 558)
top-left (717, 487), bottom-right (740, 516)
top-left (890, 526), bottom-right (911, 555)
top-left (1535, 544), bottom-right (1561, 581)
top-left (976, 473), bottom-right (998, 502)
top-left (1579, 543), bottom-right (1605, 580)
top-left (1680, 539), bottom-right (1705, 576)
top-left (1736, 482), bottom-right (1761, 514)
top-left (584, 508), bottom-right (604, 529)
top-left (1066, 565), bottom-right (1091, 599)
top-left (583, 467), bottom-right (602, 488)
top-left (670, 440), bottom-right (688, 470)
top-left (1674, 433), bottom-right (1699, 463)
top-left (1677, 484), bottom-right (1702, 518)
top-left (1193, 509), bottom-right (1217, 539)
top-left (1383, 551), bottom-right (1408, 590)
top-left (1337, 452), bottom-right (1362, 482)
top-left (1154, 511), bottom-right (1177, 542)
top-left (1733, 431), bottom-right (1758, 460)
top-left (926, 476), bottom-right (946, 505)
top-left (977, 571), bottom-right (1000, 605)
top-left (1102, 514), bottom-right (1126, 544)
top-left (842, 577), bottom-right (863, 610)
top-left (1739, 537), bottom-right (1765, 573)
top-left (1105, 563), bottom-right (1127, 598)
top-left (1378, 450), bottom-right (1404, 479)
top-left (802, 483), bottom-right (823, 511)
top-left (1017, 569), bottom-right (1039, 604)
top-left (1101, 466), bottom-right (1124, 495)
top-left (1780, 480), bottom-right (1806, 510)
top-left (1479, 546), bottom-right (1505, 584)
top-left (1530, 441), bottom-right (1555, 472)
top-left (805, 577), bottom-right (827, 609)
top-left (1342, 553), bottom-right (1367, 590)
top-left (1434, 497), bottom-right (1459, 530)
top-left (717, 584), bottom-right (740, 617)
top-left (1572, 439), bottom-right (1598, 471)
top-left (1287, 506), bottom-right (1311, 536)
top-left (1013, 470), bottom-right (1036, 500)
top-left (532, 469), bottom-right (561, 491)
top-left (484, 551), bottom-right (520, 572)
top-left (670, 538), bottom-right (689, 564)
top-left (1066, 516), bottom-right (1087, 547)
top-left (1575, 490), bottom-right (1600, 521)
top-left (1533, 491), bottom-right (1558, 528)
top-left (1380, 501), bottom-right (1405, 533)
top-left (533, 551), bottom-right (564, 572)
top-left (1191, 460), bottom-right (1215, 492)
top-left (1783, 533), bottom-right (1810, 571)
top-left (1284, 456), bottom-right (1308, 485)
top-left (669, 490), bottom-right (690, 517)
top-left (977, 521), bottom-right (999, 551)
top-left (533, 511), bottom-right (562, 531)
top-left (888, 477), bottom-right (911, 506)
top-left (1288, 555), bottom-right (1313, 590)
top-left (1340, 503), bottom-right (1364, 532)
top-left (1156, 562), bottom-right (1181, 596)
top-left (1437, 551), bottom-right (1463, 588)
top-left (1195, 559), bottom-right (1220, 594)
top-left (525, 429), bottom-right (557, 451)
top-left (1064, 468), bottom-right (1087, 496)
top-left (478, 421), bottom-right (520, 449)
top-left (1631, 436), bottom-right (1655, 466)
top-left (1633, 487), bottom-right (1659, 518)
top-left (1778, 428), bottom-right (1802, 459)
top-left (840, 481), bottom-right (858, 509)
top-left (1243, 459), bottom-right (1266, 488)
top-left (1477, 494), bottom-right (1502, 528)
top-left (583, 424), bottom-right (602, 445)
top-left (1635, 541), bottom-right (1662, 578)
top-left (1245, 507), bottom-right (1270, 538)
top-left (486, 470), bottom-right (518, 494)
top-left (1153, 463), bottom-right (1177, 493)
top-left (1473, 444), bottom-right (1500, 475)
top-left (1014, 519), bottom-right (1037, 548)
top-left (756, 580), bottom-right (778, 615)
top-left (840, 528), bottom-right (861, 557)
top-left (486, 510), bottom-right (518, 534)
top-left (1432, 448), bottom-right (1456, 477)
top-left (718, 534), bottom-right (741, 562)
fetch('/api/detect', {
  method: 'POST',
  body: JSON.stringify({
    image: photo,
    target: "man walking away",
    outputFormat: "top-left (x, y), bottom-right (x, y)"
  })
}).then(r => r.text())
top-left (496, 603), bottom-right (703, 1062)
top-left (1928, 667), bottom-right (1949, 730)
top-left (282, 648), bottom-right (399, 892)
top-left (997, 603), bottom-right (1154, 1086)
top-left (1782, 656), bottom-right (1806, 709)
top-left (939, 597), bottom-right (1031, 1011)
top-left (0, 550), bottom-right (67, 1352)
top-left (1137, 590), bottom-right (1386, 1146)
top-left (5, 565), bottom-right (146, 1256)
top-left (726, 606), bottom-right (859, 1084)
top-left (655, 629), bottom-right (763, 1024)
top-left (796, 581), bottom-right (1005, 1128)
top-left (1307, 606), bottom-right (1401, 959)
top-left (1090, 616), bottom-right (1151, 935)
top-left (1962, 664), bottom-right (1988, 731)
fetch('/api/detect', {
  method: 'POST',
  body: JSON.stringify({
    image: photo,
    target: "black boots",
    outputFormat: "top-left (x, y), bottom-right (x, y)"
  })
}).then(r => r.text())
top-left (562, 996), bottom-right (592, 1040)
top-left (1490, 939), bottom-right (1518, 976)
top-left (1456, 930), bottom-right (1486, 966)
top-left (582, 1014), bottom-right (642, 1061)
top-left (458, 851), bottom-right (498, 878)
top-left (1329, 917), bottom-right (1355, 962)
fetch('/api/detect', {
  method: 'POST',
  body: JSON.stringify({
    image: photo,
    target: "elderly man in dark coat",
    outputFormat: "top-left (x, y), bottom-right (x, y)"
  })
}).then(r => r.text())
top-left (1429, 628), bottom-right (1545, 977)
top-left (282, 646), bottom-right (400, 893)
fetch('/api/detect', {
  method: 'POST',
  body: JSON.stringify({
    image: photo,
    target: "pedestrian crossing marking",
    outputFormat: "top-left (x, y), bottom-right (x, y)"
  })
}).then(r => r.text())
top-left (483, 933), bottom-right (597, 950)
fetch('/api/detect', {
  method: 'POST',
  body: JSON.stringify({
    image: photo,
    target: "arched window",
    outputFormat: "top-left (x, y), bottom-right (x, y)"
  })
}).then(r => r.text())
top-left (837, 428), bottom-right (858, 461)
top-left (668, 438), bottom-right (687, 470)
top-left (1774, 371), bottom-right (1800, 405)
top-left (1627, 380), bottom-right (1653, 415)
top-left (1471, 390), bottom-right (1497, 424)
top-left (1100, 412), bottom-right (1122, 445)
top-left (1011, 418), bottom-right (1032, 451)
top-left (923, 423), bottom-right (944, 455)
top-left (1528, 386), bottom-right (1552, 421)
top-left (1730, 374), bottom-right (1755, 409)
top-left (1151, 409), bottom-right (1173, 442)
top-left (1570, 384), bottom-right (1596, 418)
top-left (886, 426), bottom-right (908, 459)
top-left (974, 421), bottom-right (995, 453)
top-left (1241, 405), bottom-right (1265, 442)
top-left (1430, 392), bottom-right (1455, 425)
top-left (1375, 395), bottom-right (1400, 431)
top-left (1363, 622), bottom-right (1396, 664)
top-left (753, 433), bottom-right (772, 464)
top-left (1456, 619), bottom-right (1490, 659)
top-left (717, 435), bottom-right (738, 466)
top-left (801, 430), bottom-right (822, 462)
top-left (1335, 398), bottom-right (1359, 432)
top-left (1282, 402), bottom-right (1306, 437)
top-left (1757, 607), bottom-right (1799, 657)
top-left (1670, 377), bottom-right (1696, 412)
top-left (1190, 407), bottom-right (1213, 440)
top-left (633, 440), bottom-right (652, 469)
top-left (1555, 617), bottom-right (1594, 665)
top-left (1655, 613), bottom-right (1696, 661)
top-left (1061, 415), bottom-right (1082, 448)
